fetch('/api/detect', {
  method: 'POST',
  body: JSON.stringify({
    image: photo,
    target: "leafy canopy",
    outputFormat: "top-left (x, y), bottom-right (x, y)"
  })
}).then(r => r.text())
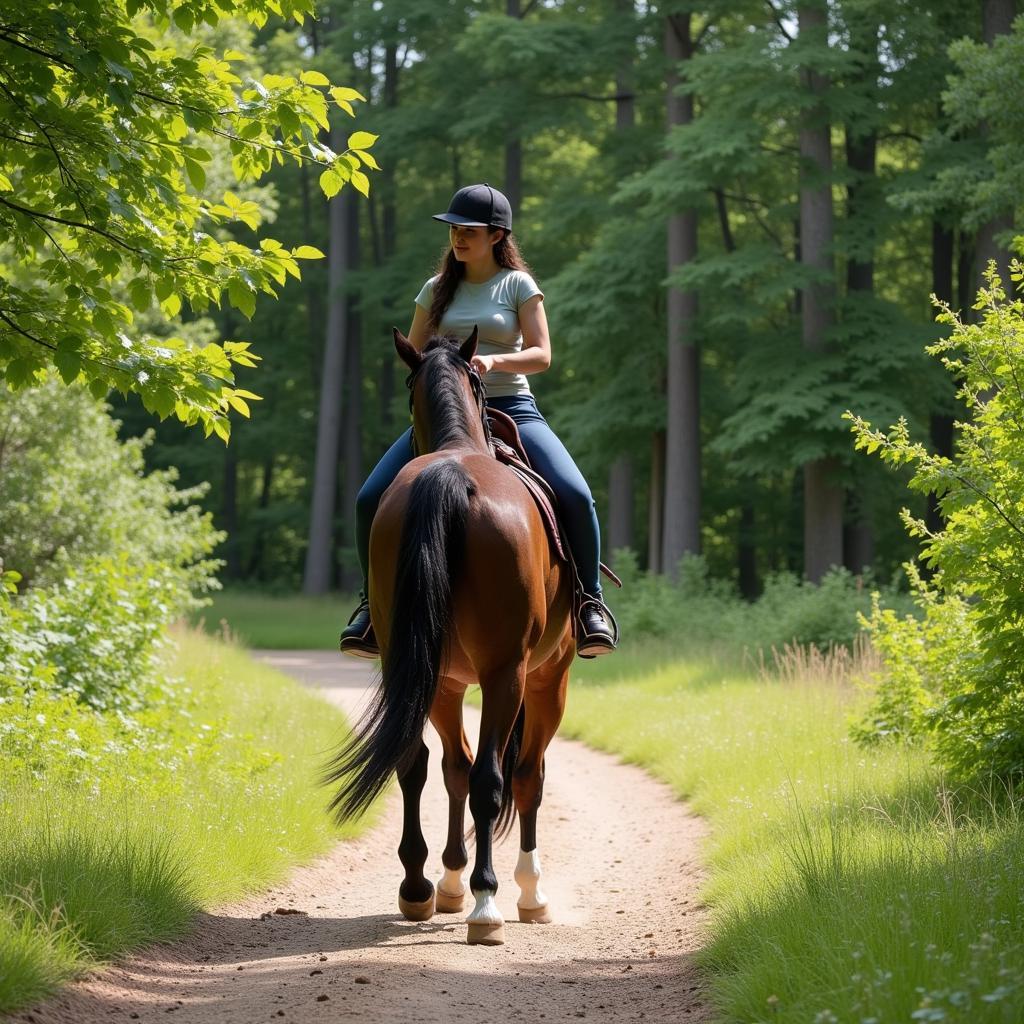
top-left (0, 0), bottom-right (377, 440)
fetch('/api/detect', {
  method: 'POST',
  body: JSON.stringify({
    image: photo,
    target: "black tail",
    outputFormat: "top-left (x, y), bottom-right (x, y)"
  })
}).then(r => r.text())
top-left (323, 459), bottom-right (474, 822)
top-left (494, 701), bottom-right (526, 841)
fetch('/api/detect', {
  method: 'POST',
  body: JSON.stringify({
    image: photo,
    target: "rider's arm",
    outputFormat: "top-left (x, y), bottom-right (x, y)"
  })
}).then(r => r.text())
top-left (485, 295), bottom-right (552, 375)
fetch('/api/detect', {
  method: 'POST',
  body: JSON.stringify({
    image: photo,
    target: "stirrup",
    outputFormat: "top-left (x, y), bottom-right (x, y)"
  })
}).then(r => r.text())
top-left (576, 594), bottom-right (619, 659)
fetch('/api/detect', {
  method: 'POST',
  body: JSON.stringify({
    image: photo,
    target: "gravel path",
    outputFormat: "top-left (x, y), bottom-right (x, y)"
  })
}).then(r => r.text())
top-left (12, 650), bottom-right (712, 1024)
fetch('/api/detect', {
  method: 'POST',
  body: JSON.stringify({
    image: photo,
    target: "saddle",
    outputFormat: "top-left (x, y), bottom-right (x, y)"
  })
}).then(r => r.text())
top-left (486, 408), bottom-right (622, 595)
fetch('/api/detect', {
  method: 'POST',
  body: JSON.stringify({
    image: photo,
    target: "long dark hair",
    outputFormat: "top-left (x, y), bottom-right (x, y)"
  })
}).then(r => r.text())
top-left (427, 230), bottom-right (534, 333)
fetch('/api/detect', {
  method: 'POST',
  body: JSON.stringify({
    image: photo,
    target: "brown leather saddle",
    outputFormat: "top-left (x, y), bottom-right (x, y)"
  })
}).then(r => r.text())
top-left (486, 408), bottom-right (622, 592)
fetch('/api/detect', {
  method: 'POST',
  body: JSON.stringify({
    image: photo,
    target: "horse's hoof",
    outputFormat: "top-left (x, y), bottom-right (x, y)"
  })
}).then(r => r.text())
top-left (398, 894), bottom-right (435, 921)
top-left (518, 904), bottom-right (552, 924)
top-left (467, 921), bottom-right (506, 945)
top-left (435, 889), bottom-right (465, 914)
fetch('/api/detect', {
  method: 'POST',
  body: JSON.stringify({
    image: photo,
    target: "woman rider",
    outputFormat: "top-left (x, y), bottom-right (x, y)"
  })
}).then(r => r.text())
top-left (339, 183), bottom-right (618, 659)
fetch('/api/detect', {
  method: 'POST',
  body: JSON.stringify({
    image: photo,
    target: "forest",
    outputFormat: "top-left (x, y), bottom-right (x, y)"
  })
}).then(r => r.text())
top-left (87, 0), bottom-right (1020, 598)
top-left (3, 1), bottom-right (1024, 1021)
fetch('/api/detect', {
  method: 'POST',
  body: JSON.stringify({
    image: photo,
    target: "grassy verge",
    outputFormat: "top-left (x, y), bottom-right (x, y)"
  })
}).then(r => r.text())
top-left (0, 625), bottom-right (368, 1014)
top-left (189, 587), bottom-right (355, 649)
top-left (189, 591), bottom-right (1024, 1019)
top-left (565, 649), bottom-right (1024, 1023)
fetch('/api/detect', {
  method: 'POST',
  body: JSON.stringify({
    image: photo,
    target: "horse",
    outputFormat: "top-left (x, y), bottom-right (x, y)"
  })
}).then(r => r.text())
top-left (323, 327), bottom-right (574, 945)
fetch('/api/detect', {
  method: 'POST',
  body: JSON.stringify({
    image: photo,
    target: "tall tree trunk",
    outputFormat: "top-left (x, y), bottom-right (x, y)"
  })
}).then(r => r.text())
top-left (715, 188), bottom-right (759, 594)
top-left (798, 2), bottom-right (842, 583)
top-left (607, 0), bottom-right (636, 558)
top-left (662, 11), bottom-right (701, 580)
top-left (378, 40), bottom-right (399, 438)
top-left (607, 456), bottom-right (634, 563)
top-left (738, 502), bottom-right (758, 599)
top-left (842, 17), bottom-right (878, 574)
top-left (648, 429), bottom-right (665, 574)
top-left (926, 218), bottom-right (956, 543)
top-left (975, 0), bottom-right (1016, 296)
top-left (303, 119), bottom-right (352, 595)
top-left (340, 193), bottom-right (363, 593)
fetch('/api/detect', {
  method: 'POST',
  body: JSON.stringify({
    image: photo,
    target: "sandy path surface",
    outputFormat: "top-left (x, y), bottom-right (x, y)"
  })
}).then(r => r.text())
top-left (11, 650), bottom-right (711, 1024)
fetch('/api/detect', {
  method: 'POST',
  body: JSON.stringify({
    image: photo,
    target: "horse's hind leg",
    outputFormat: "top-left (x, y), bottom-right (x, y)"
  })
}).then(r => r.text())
top-left (514, 653), bottom-right (572, 925)
top-left (430, 687), bottom-right (472, 913)
top-left (466, 666), bottom-right (525, 946)
top-left (397, 739), bottom-right (435, 921)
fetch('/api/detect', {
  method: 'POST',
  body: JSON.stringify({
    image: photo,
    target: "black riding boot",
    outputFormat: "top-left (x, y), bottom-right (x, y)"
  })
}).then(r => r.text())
top-left (339, 593), bottom-right (379, 659)
top-left (576, 593), bottom-right (618, 658)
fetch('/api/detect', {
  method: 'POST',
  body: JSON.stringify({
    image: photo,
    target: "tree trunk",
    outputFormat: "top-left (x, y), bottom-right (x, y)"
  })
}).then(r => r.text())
top-left (926, 218), bottom-right (956, 542)
top-left (842, 18), bottom-right (878, 573)
top-left (607, 456), bottom-right (634, 564)
top-left (340, 192), bottom-right (363, 593)
top-left (798, 2), bottom-right (842, 582)
top-left (303, 119), bottom-right (352, 595)
top-left (606, 0), bottom-right (636, 559)
top-left (648, 429), bottom-right (665, 574)
top-left (379, 40), bottom-right (399, 438)
top-left (738, 502), bottom-right (758, 599)
top-left (662, 11), bottom-right (701, 580)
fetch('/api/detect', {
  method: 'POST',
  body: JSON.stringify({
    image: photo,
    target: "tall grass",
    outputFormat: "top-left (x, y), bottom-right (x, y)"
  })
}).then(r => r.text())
top-left (564, 644), bottom-right (1024, 1023)
top-left (0, 625), bottom-right (370, 1015)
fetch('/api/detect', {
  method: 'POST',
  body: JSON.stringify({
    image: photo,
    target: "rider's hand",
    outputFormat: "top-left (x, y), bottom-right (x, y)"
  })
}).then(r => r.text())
top-left (470, 354), bottom-right (495, 376)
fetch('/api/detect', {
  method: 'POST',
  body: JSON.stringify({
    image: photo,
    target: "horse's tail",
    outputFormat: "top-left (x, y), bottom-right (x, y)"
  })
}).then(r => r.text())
top-left (494, 700), bottom-right (526, 841)
top-left (324, 458), bottom-right (475, 822)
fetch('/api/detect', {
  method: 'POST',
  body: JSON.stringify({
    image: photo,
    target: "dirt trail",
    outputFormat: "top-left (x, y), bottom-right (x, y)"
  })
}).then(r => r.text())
top-left (12, 651), bottom-right (711, 1024)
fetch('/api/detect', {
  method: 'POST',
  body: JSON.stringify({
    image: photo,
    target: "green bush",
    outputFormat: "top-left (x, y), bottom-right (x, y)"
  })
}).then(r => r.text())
top-left (0, 376), bottom-right (222, 599)
top-left (607, 550), bottom-right (909, 655)
top-left (0, 376), bottom-right (223, 712)
top-left (847, 262), bottom-right (1024, 779)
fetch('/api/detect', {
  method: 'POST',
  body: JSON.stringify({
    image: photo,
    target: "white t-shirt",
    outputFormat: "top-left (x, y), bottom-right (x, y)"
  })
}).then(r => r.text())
top-left (414, 268), bottom-right (544, 398)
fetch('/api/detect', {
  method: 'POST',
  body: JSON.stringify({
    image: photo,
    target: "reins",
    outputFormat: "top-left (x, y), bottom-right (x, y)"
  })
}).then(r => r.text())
top-left (404, 344), bottom-right (493, 457)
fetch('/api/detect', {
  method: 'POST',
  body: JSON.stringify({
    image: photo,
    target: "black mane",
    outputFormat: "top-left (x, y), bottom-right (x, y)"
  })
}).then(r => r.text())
top-left (416, 335), bottom-right (478, 449)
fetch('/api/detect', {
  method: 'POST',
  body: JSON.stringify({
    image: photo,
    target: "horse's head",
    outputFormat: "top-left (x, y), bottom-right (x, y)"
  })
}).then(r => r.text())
top-left (394, 326), bottom-right (489, 454)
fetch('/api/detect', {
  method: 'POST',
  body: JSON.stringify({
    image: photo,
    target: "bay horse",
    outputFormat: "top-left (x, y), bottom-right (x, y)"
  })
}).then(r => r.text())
top-left (324, 328), bottom-right (574, 945)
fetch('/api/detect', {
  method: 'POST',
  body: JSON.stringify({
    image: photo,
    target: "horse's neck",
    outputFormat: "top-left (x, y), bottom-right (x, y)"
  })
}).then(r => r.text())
top-left (419, 378), bottom-right (489, 453)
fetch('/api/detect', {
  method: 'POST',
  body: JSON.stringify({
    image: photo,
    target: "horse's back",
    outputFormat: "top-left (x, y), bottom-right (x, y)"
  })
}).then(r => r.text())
top-left (369, 449), bottom-right (571, 683)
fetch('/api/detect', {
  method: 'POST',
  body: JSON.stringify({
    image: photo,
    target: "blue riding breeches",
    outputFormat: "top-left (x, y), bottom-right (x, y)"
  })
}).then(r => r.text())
top-left (354, 393), bottom-right (603, 597)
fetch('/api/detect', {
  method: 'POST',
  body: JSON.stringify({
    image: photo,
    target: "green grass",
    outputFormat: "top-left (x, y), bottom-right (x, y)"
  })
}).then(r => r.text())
top-left (0, 625), bottom-right (371, 1014)
top-left (188, 590), bottom-right (1024, 1020)
top-left (190, 586), bottom-right (356, 649)
top-left (564, 650), bottom-right (1024, 1023)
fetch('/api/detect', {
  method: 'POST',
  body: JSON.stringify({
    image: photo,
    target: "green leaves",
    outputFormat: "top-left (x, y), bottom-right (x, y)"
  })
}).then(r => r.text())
top-left (0, 0), bottom-right (377, 439)
top-left (850, 260), bottom-right (1024, 779)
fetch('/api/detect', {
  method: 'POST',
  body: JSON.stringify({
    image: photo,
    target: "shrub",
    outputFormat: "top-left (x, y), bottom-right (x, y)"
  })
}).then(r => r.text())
top-left (0, 376), bottom-right (222, 601)
top-left (0, 377), bottom-right (224, 712)
top-left (846, 262), bottom-right (1024, 779)
top-left (606, 550), bottom-right (907, 655)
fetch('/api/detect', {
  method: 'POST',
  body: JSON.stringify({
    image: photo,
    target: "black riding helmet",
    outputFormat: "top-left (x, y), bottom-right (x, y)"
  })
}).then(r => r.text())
top-left (432, 183), bottom-right (512, 232)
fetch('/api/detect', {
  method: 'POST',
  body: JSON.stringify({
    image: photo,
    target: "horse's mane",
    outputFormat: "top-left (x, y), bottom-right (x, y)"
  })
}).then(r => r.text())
top-left (416, 335), bottom-right (479, 449)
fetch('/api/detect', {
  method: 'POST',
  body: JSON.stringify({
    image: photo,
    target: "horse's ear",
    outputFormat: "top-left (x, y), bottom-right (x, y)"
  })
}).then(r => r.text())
top-left (459, 326), bottom-right (479, 365)
top-left (393, 328), bottom-right (421, 371)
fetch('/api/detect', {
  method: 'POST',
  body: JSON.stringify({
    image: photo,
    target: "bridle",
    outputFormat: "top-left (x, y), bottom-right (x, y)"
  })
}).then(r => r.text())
top-left (404, 349), bottom-right (494, 457)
